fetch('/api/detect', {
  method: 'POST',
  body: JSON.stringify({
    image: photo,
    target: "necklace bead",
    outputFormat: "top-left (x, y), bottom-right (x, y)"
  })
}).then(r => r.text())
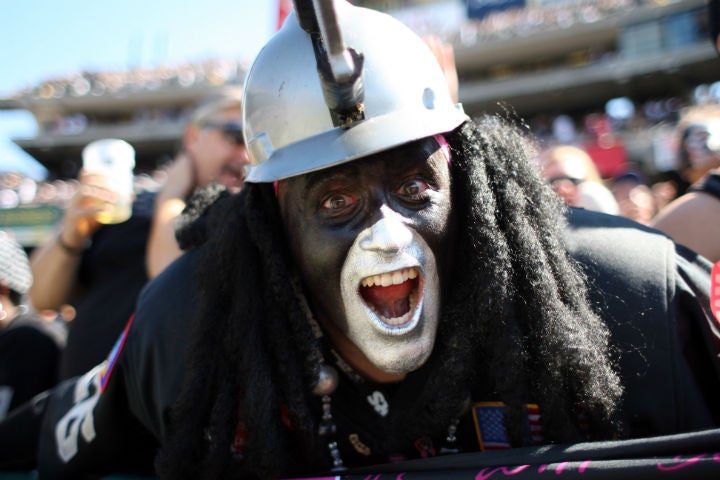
top-left (312, 364), bottom-right (339, 396)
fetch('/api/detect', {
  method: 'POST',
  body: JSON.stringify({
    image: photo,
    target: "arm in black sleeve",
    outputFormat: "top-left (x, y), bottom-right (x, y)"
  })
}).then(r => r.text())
top-left (672, 245), bottom-right (720, 426)
top-left (37, 360), bottom-right (158, 479)
top-left (564, 208), bottom-right (720, 436)
top-left (36, 250), bottom-right (200, 479)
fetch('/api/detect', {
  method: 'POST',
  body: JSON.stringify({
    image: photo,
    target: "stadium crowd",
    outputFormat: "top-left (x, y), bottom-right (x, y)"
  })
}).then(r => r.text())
top-left (0, 0), bottom-right (717, 478)
top-left (3, 84), bottom-right (718, 231)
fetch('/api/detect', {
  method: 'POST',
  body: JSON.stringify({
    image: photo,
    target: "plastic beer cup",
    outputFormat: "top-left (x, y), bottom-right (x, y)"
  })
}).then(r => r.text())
top-left (81, 139), bottom-right (135, 224)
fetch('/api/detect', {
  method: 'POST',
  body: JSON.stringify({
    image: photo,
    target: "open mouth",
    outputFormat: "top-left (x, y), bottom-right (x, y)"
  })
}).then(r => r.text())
top-left (359, 267), bottom-right (421, 328)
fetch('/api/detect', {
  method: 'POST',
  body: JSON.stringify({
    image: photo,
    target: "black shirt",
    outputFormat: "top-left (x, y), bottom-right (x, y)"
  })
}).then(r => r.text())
top-left (0, 314), bottom-right (66, 418)
top-left (60, 191), bottom-right (154, 379)
top-left (690, 171), bottom-right (720, 201)
top-left (33, 208), bottom-right (720, 479)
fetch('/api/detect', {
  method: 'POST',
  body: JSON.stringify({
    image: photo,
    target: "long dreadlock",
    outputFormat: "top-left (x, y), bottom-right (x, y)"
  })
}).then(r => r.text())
top-left (156, 115), bottom-right (623, 479)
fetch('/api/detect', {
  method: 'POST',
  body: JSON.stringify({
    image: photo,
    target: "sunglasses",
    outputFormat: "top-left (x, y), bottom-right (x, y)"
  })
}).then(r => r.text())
top-left (548, 176), bottom-right (583, 186)
top-left (200, 121), bottom-right (244, 146)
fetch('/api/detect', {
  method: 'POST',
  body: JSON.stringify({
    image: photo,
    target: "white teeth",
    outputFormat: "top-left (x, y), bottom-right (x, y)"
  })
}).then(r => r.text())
top-left (360, 267), bottom-right (419, 288)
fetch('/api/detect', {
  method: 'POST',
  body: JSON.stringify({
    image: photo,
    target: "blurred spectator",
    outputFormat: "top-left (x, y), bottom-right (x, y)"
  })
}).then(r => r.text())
top-left (652, 167), bottom-right (720, 262)
top-left (28, 88), bottom-right (248, 379)
top-left (146, 87), bottom-right (248, 278)
top-left (0, 231), bottom-right (65, 419)
top-left (670, 104), bottom-right (720, 196)
top-left (0, 174), bottom-right (80, 209)
top-left (582, 113), bottom-right (629, 179)
top-left (610, 172), bottom-right (657, 226)
top-left (16, 178), bottom-right (37, 205)
top-left (32, 181), bottom-right (57, 205)
top-left (538, 144), bottom-right (619, 214)
top-left (650, 1), bottom-right (720, 263)
top-left (650, 179), bottom-right (678, 213)
top-left (29, 164), bottom-right (156, 380)
top-left (0, 174), bottom-right (22, 209)
top-left (551, 114), bottom-right (577, 144)
top-left (0, 190), bottom-right (18, 209)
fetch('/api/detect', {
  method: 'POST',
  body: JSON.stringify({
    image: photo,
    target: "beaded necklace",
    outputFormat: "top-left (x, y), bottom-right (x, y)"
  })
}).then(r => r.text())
top-left (292, 277), bottom-right (463, 469)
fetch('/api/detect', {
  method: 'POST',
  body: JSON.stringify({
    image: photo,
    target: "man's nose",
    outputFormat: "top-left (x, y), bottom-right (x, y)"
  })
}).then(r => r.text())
top-left (358, 206), bottom-right (412, 255)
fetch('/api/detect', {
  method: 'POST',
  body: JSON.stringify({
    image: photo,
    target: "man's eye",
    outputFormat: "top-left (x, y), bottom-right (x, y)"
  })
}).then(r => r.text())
top-left (321, 194), bottom-right (354, 211)
top-left (399, 179), bottom-right (429, 198)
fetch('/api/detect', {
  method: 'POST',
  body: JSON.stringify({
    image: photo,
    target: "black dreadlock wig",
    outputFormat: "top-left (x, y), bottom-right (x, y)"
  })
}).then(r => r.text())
top-left (156, 116), bottom-right (623, 479)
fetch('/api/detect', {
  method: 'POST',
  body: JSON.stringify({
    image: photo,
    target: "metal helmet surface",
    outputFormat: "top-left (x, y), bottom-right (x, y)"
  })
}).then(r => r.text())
top-left (242, 0), bottom-right (468, 183)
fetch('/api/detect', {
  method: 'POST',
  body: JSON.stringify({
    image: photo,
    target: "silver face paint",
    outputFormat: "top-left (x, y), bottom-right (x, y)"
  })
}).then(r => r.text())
top-left (340, 213), bottom-right (440, 374)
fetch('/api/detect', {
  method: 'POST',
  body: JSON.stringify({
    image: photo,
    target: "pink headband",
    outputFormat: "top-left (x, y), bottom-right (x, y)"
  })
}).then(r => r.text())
top-left (273, 134), bottom-right (452, 195)
top-left (433, 133), bottom-right (452, 165)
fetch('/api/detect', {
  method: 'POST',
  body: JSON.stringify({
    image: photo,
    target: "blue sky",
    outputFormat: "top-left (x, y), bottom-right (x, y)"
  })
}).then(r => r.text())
top-left (0, 0), bottom-right (277, 179)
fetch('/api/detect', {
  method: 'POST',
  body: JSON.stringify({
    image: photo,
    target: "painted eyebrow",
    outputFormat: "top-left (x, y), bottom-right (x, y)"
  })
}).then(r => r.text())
top-left (303, 163), bottom-right (360, 196)
top-left (387, 150), bottom-right (445, 181)
top-left (301, 139), bottom-right (441, 194)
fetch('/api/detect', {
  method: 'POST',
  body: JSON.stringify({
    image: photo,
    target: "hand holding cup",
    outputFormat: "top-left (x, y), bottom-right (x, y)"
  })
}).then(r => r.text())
top-left (81, 139), bottom-right (135, 225)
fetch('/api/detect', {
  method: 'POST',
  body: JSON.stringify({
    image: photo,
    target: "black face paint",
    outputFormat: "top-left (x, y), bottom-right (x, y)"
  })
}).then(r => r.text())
top-left (278, 137), bottom-right (456, 375)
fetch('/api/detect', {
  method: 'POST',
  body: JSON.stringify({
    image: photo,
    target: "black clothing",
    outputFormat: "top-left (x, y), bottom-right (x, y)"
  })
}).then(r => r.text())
top-left (60, 191), bottom-right (154, 379)
top-left (0, 314), bottom-right (66, 419)
top-left (336, 429), bottom-right (720, 479)
top-left (690, 171), bottom-right (720, 201)
top-left (33, 208), bottom-right (720, 478)
top-left (564, 208), bottom-right (719, 434)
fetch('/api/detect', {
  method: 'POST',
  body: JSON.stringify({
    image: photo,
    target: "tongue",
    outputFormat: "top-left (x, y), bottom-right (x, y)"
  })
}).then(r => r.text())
top-left (361, 280), bottom-right (413, 319)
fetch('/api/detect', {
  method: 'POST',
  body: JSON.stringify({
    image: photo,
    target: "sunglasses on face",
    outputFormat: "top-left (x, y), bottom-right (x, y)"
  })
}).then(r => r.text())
top-left (200, 121), bottom-right (244, 146)
top-left (548, 176), bottom-right (583, 186)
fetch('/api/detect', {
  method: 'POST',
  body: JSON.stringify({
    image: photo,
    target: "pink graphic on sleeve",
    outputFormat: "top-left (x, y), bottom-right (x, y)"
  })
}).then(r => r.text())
top-left (476, 465), bottom-right (531, 480)
top-left (711, 261), bottom-right (720, 323)
top-left (657, 454), bottom-right (707, 471)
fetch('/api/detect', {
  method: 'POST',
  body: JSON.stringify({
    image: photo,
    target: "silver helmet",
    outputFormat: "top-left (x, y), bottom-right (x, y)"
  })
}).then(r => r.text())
top-left (242, 0), bottom-right (468, 183)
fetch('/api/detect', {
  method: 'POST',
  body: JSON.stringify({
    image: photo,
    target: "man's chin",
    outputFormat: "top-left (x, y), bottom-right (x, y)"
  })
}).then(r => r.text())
top-left (363, 338), bottom-right (434, 375)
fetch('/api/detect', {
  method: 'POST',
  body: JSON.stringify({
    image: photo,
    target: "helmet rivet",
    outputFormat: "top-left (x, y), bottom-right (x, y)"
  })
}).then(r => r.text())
top-left (248, 132), bottom-right (273, 165)
top-left (423, 88), bottom-right (436, 110)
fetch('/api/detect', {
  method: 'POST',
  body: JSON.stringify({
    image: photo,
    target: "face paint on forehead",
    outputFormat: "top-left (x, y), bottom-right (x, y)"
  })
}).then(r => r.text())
top-left (272, 134), bottom-right (450, 197)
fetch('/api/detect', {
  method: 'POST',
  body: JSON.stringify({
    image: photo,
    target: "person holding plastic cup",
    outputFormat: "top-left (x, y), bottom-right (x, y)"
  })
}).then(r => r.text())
top-left (28, 138), bottom-right (155, 380)
top-left (28, 89), bottom-right (248, 380)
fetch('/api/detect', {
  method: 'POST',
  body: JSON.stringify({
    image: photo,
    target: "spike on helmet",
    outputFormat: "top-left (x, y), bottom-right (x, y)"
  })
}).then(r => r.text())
top-left (242, 0), bottom-right (468, 183)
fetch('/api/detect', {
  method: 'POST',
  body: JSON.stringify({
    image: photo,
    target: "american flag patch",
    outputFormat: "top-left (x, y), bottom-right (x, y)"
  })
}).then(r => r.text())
top-left (471, 402), bottom-right (543, 450)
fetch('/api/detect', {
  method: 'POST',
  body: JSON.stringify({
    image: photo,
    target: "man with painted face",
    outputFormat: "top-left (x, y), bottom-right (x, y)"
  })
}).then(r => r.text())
top-left (29, 1), bottom-right (720, 479)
